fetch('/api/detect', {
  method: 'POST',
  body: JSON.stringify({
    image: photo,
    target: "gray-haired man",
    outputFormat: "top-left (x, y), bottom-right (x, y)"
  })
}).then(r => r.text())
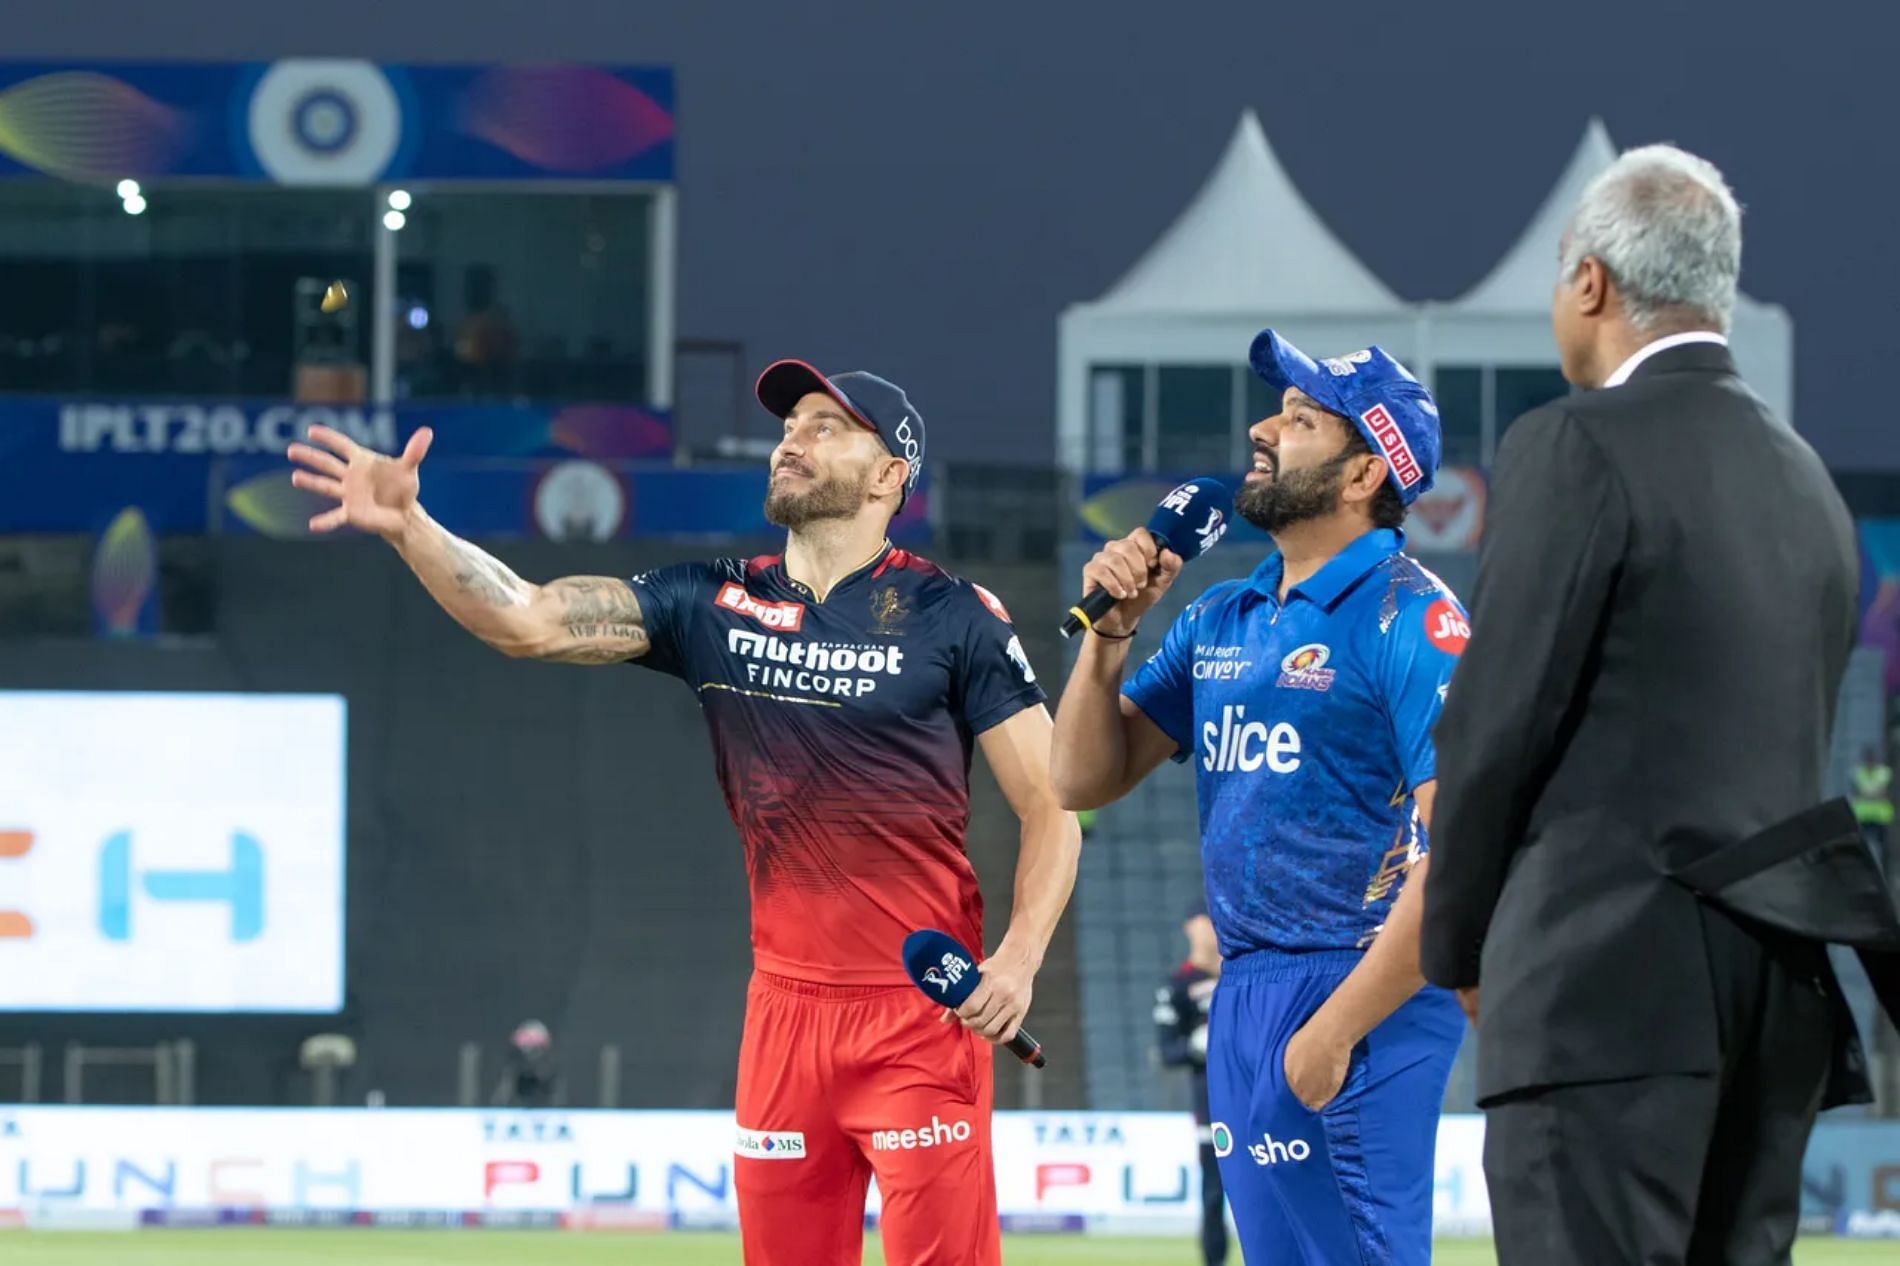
top-left (1423, 145), bottom-right (1900, 1264)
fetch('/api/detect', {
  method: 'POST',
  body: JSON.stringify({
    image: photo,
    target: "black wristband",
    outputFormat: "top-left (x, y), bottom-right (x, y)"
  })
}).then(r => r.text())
top-left (1091, 624), bottom-right (1138, 641)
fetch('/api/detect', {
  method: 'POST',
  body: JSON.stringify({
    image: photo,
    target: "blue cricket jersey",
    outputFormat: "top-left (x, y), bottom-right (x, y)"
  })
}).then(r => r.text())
top-left (1123, 528), bottom-right (1467, 956)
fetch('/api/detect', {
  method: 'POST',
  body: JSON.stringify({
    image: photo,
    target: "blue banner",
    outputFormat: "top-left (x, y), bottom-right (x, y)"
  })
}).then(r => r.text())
top-left (214, 457), bottom-right (932, 545)
top-left (0, 396), bottom-right (667, 534)
top-left (0, 395), bottom-right (930, 543)
top-left (0, 61), bottom-right (673, 185)
top-left (1801, 1120), bottom-right (1900, 1233)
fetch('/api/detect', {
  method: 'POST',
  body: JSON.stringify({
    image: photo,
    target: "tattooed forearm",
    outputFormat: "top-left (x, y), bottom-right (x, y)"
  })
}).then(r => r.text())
top-left (386, 502), bottom-right (643, 662)
top-left (388, 505), bottom-right (551, 653)
top-left (540, 576), bottom-right (649, 663)
top-left (445, 535), bottom-right (532, 608)
top-left (546, 641), bottom-right (645, 665)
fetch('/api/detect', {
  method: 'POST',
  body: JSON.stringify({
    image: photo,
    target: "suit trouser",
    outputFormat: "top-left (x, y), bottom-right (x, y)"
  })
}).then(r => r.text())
top-left (1483, 907), bottom-right (1834, 1266)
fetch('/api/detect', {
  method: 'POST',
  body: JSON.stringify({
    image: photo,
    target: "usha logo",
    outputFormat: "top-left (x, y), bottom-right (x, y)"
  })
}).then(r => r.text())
top-left (1360, 403), bottom-right (1424, 489)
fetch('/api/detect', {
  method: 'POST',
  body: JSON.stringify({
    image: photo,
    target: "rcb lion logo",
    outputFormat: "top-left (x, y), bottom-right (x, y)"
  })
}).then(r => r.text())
top-left (870, 585), bottom-right (910, 635)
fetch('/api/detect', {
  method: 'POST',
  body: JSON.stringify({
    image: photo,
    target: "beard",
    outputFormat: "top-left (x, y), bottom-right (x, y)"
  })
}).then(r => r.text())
top-left (763, 461), bottom-right (872, 529)
top-left (1235, 451), bottom-right (1351, 533)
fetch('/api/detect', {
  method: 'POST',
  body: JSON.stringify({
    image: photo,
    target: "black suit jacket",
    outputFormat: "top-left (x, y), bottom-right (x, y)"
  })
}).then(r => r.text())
top-left (1420, 341), bottom-right (1882, 1105)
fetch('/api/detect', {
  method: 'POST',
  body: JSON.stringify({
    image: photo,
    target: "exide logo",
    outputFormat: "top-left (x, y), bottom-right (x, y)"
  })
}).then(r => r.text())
top-left (715, 583), bottom-right (805, 631)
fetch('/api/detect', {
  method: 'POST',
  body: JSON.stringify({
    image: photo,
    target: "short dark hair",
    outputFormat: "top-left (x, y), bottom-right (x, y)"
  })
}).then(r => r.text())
top-left (1337, 425), bottom-right (1407, 530)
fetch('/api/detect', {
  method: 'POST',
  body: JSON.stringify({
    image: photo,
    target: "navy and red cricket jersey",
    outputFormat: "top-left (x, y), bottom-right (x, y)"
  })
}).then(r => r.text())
top-left (627, 542), bottom-right (1046, 984)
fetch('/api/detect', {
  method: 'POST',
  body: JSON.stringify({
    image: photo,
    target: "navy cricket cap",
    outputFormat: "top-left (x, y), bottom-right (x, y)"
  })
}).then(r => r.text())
top-left (1248, 330), bottom-right (1442, 505)
top-left (755, 360), bottom-right (925, 509)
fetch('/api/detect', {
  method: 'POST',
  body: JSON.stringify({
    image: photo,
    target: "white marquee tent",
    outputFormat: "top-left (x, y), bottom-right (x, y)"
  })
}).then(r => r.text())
top-left (1431, 117), bottom-right (1793, 422)
top-left (1057, 114), bottom-right (1795, 475)
top-left (1056, 110), bottom-right (1414, 473)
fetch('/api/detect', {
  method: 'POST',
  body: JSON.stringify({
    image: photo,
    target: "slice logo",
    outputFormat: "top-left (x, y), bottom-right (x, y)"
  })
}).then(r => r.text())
top-left (1424, 599), bottom-right (1469, 655)
top-left (716, 582), bottom-right (806, 631)
top-left (1276, 643), bottom-right (1336, 692)
top-left (1201, 707), bottom-right (1302, 774)
top-left (735, 1128), bottom-right (807, 1160)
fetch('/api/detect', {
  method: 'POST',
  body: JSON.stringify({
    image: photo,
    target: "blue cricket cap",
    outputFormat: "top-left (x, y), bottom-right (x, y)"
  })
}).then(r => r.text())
top-left (1248, 330), bottom-right (1442, 505)
top-left (756, 360), bottom-right (925, 509)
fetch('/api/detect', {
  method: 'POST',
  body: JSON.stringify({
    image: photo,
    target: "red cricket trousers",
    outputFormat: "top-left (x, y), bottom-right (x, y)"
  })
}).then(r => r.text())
top-left (733, 971), bottom-right (1001, 1266)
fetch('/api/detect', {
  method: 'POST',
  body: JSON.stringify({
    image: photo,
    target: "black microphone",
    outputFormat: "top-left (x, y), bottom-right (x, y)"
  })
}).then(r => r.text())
top-left (1061, 477), bottom-right (1233, 639)
top-left (902, 929), bottom-right (1046, 1069)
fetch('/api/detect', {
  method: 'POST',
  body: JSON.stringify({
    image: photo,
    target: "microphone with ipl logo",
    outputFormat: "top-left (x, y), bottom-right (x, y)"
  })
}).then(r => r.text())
top-left (1060, 477), bottom-right (1233, 638)
top-left (902, 928), bottom-right (1046, 1069)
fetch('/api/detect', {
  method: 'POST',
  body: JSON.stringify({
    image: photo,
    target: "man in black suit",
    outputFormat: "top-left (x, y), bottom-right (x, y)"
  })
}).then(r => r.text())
top-left (1421, 143), bottom-right (1900, 1265)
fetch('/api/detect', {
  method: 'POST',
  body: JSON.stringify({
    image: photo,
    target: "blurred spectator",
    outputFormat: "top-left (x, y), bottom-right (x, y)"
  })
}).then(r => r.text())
top-left (1154, 903), bottom-right (1227, 1266)
top-left (1852, 746), bottom-right (1893, 862)
top-left (491, 1019), bottom-right (564, 1108)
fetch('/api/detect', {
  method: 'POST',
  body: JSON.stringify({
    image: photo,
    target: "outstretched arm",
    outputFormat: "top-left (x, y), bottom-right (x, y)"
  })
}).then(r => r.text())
top-left (289, 424), bottom-right (650, 664)
top-left (393, 507), bottom-right (650, 663)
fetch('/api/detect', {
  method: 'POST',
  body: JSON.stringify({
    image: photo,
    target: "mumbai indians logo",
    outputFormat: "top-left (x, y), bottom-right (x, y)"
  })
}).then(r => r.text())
top-left (1277, 643), bottom-right (1336, 692)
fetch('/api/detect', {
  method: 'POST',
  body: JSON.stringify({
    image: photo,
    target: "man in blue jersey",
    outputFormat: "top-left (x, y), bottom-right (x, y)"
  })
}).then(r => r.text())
top-left (1051, 330), bottom-right (1466, 1265)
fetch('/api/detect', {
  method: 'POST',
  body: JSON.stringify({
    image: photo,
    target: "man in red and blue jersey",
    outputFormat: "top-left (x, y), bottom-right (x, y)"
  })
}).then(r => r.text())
top-left (287, 361), bottom-right (1080, 1266)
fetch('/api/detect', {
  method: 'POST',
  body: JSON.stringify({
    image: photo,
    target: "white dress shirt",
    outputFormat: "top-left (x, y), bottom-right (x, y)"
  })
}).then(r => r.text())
top-left (1601, 331), bottom-right (1729, 388)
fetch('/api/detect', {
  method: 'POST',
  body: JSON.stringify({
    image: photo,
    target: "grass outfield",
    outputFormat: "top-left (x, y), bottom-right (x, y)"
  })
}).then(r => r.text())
top-left (0, 1232), bottom-right (1892, 1264)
